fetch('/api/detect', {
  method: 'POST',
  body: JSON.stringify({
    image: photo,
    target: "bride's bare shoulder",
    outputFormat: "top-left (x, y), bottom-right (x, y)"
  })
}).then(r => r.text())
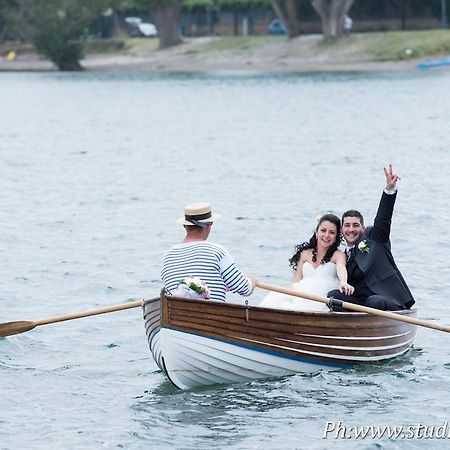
top-left (331, 249), bottom-right (345, 263)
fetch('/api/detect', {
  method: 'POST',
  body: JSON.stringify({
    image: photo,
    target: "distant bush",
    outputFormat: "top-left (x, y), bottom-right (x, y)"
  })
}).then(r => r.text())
top-left (25, 0), bottom-right (109, 70)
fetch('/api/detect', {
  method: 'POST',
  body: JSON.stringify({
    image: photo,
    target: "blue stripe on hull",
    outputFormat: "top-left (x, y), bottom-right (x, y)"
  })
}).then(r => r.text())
top-left (164, 326), bottom-right (351, 369)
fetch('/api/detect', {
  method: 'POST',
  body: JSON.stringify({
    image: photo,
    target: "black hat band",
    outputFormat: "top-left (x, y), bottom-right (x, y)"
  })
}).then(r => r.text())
top-left (185, 211), bottom-right (212, 227)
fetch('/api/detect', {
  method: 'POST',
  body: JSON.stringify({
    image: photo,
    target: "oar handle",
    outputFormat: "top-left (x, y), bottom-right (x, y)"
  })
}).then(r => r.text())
top-left (35, 300), bottom-right (144, 326)
top-left (0, 299), bottom-right (149, 338)
top-left (256, 280), bottom-right (450, 333)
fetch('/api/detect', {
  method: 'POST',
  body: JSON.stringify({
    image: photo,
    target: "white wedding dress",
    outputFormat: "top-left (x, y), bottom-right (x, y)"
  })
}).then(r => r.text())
top-left (259, 262), bottom-right (339, 312)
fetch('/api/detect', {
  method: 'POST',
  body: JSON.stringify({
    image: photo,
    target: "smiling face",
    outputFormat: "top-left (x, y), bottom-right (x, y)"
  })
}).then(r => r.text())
top-left (316, 220), bottom-right (338, 249)
top-left (342, 215), bottom-right (365, 246)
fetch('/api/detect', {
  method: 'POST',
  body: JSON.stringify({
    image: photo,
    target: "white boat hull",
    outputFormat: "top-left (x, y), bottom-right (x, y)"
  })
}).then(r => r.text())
top-left (143, 295), bottom-right (417, 390)
top-left (158, 328), bottom-right (346, 389)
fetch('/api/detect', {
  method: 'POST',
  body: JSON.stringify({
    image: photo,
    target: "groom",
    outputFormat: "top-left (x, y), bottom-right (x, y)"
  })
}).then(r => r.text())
top-left (328, 164), bottom-right (415, 311)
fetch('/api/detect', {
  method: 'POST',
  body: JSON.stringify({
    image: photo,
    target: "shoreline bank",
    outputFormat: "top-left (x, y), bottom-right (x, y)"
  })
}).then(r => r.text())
top-left (0, 34), bottom-right (448, 73)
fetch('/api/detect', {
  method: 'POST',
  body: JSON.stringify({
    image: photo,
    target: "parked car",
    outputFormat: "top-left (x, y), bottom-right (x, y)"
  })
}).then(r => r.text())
top-left (267, 19), bottom-right (286, 35)
top-left (125, 17), bottom-right (158, 38)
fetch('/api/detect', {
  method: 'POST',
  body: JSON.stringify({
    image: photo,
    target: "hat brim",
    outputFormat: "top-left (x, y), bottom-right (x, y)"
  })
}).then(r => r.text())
top-left (177, 213), bottom-right (221, 226)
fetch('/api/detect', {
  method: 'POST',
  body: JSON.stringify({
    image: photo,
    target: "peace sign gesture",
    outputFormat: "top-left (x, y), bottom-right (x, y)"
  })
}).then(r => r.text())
top-left (384, 164), bottom-right (400, 191)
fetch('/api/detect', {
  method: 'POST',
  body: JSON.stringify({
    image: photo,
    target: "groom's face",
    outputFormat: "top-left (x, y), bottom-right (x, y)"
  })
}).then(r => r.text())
top-left (342, 216), bottom-right (364, 246)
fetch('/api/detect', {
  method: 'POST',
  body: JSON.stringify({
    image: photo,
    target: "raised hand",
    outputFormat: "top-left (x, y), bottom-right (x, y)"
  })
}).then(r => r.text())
top-left (384, 164), bottom-right (401, 191)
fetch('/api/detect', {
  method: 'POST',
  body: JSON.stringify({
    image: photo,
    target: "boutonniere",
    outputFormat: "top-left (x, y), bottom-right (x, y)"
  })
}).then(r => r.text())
top-left (358, 240), bottom-right (370, 253)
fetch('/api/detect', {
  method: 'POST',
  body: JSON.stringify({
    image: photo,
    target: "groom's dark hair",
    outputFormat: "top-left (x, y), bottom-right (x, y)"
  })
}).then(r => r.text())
top-left (342, 210), bottom-right (364, 226)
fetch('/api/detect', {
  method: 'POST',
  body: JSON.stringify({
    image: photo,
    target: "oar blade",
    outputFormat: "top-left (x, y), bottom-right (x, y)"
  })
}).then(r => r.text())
top-left (0, 320), bottom-right (36, 337)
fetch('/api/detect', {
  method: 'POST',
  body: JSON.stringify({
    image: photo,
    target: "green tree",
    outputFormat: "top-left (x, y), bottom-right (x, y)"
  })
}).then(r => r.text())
top-left (0, 0), bottom-right (7, 40)
top-left (0, 0), bottom-right (26, 42)
top-left (21, 0), bottom-right (109, 70)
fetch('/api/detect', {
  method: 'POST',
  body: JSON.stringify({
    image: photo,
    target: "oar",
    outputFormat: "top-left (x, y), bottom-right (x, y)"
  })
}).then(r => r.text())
top-left (0, 298), bottom-right (151, 338)
top-left (256, 281), bottom-right (450, 333)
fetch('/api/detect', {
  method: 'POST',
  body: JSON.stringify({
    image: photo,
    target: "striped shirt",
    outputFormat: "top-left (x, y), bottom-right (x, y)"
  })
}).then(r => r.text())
top-left (161, 241), bottom-right (253, 302)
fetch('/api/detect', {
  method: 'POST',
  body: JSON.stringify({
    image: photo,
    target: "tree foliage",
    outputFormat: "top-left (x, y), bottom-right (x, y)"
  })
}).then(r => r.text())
top-left (10, 0), bottom-right (110, 70)
top-left (0, 0), bottom-right (28, 41)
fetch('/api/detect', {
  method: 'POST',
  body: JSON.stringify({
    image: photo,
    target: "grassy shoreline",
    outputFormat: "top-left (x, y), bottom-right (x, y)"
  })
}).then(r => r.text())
top-left (88, 29), bottom-right (450, 61)
top-left (1, 30), bottom-right (450, 72)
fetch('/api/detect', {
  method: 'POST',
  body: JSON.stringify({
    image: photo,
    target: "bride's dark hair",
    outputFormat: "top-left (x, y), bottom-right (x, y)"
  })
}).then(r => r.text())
top-left (289, 213), bottom-right (341, 270)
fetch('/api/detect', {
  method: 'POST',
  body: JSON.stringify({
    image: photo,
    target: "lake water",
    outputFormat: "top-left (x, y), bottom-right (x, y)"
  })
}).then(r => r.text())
top-left (1, 68), bottom-right (450, 449)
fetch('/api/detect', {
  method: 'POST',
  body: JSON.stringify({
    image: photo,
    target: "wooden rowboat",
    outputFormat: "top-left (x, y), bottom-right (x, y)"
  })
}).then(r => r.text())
top-left (143, 292), bottom-right (417, 390)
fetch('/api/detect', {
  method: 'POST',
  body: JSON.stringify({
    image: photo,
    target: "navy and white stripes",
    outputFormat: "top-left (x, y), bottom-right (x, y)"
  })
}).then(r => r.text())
top-left (161, 241), bottom-right (253, 302)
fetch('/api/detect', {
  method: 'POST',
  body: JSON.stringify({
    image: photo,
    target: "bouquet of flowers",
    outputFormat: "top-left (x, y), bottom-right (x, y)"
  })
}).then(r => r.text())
top-left (174, 276), bottom-right (210, 300)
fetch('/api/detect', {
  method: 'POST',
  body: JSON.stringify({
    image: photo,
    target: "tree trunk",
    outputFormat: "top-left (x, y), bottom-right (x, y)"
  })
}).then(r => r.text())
top-left (271, 0), bottom-right (301, 38)
top-left (58, 61), bottom-right (84, 71)
top-left (111, 12), bottom-right (122, 37)
top-left (311, 0), bottom-right (354, 38)
top-left (153, 0), bottom-right (183, 50)
top-left (285, 0), bottom-right (301, 37)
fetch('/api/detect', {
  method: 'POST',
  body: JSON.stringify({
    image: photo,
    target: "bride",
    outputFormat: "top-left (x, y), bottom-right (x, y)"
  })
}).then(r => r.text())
top-left (259, 213), bottom-right (354, 312)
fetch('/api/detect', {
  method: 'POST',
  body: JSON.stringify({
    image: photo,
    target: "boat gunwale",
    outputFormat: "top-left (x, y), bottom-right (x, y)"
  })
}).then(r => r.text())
top-left (143, 295), bottom-right (417, 317)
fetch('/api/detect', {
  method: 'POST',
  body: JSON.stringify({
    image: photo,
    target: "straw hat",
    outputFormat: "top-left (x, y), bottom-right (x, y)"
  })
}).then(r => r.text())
top-left (177, 202), bottom-right (221, 227)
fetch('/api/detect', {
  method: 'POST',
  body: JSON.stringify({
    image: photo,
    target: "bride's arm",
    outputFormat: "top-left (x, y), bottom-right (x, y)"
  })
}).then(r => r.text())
top-left (292, 256), bottom-right (304, 283)
top-left (334, 251), bottom-right (355, 295)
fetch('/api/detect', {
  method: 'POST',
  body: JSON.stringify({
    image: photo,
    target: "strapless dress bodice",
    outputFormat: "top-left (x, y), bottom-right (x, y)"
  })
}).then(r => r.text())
top-left (260, 261), bottom-right (339, 312)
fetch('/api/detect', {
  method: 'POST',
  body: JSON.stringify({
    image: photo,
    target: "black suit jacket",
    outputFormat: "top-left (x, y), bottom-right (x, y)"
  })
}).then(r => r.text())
top-left (349, 191), bottom-right (415, 309)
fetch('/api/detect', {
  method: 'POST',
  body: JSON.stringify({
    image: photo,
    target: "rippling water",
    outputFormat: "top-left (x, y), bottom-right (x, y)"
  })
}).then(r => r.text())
top-left (1, 69), bottom-right (450, 449)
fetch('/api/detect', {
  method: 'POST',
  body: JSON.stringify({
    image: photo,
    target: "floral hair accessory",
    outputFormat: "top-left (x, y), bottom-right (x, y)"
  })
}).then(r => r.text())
top-left (177, 276), bottom-right (210, 299)
top-left (358, 240), bottom-right (370, 253)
